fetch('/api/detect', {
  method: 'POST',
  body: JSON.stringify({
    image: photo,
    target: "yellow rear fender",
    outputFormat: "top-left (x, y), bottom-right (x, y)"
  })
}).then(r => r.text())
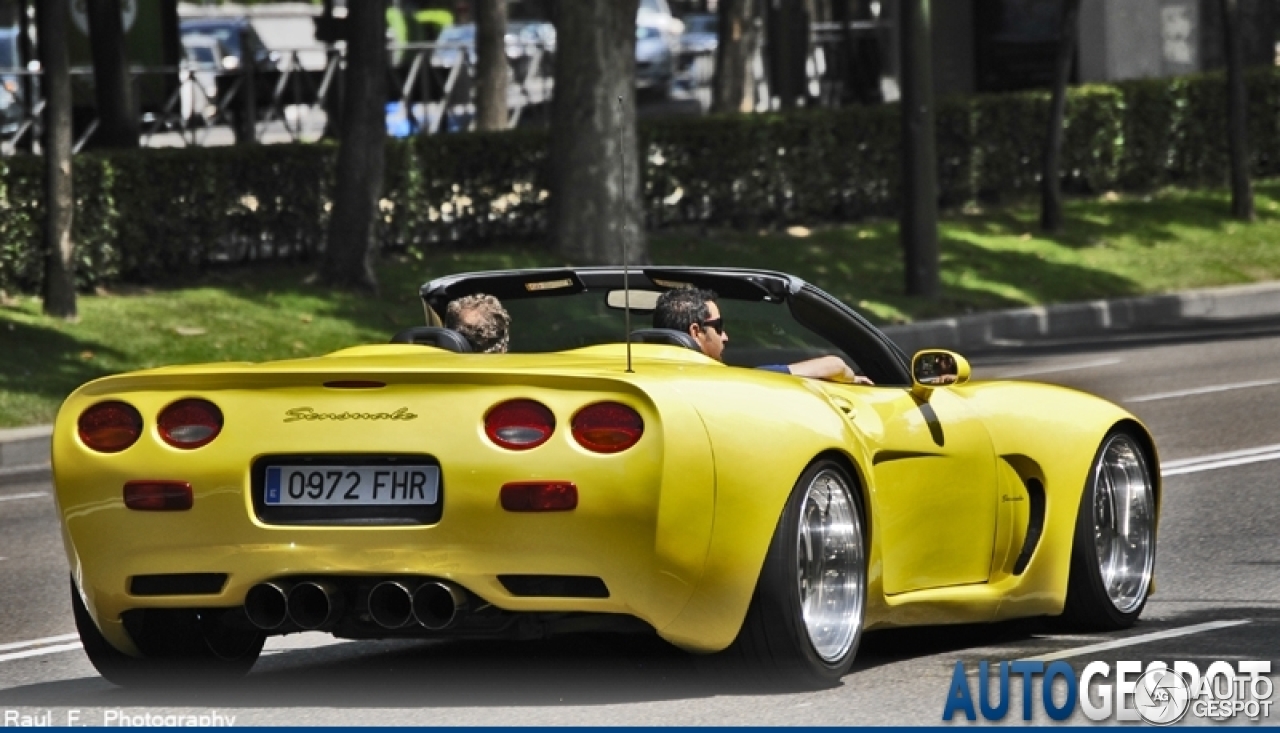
top-left (657, 375), bottom-right (865, 651)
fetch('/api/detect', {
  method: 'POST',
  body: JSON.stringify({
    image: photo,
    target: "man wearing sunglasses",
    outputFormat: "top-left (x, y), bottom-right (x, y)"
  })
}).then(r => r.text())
top-left (651, 288), bottom-right (873, 384)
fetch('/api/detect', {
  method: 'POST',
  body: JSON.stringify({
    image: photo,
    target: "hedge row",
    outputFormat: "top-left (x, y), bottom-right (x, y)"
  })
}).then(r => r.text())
top-left (3, 66), bottom-right (1280, 293)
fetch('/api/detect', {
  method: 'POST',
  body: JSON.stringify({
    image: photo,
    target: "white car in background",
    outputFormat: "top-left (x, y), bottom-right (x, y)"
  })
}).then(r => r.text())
top-left (636, 0), bottom-right (683, 96)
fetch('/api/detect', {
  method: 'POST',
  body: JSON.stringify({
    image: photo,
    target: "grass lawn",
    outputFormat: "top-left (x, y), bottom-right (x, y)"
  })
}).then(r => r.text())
top-left (4, 182), bottom-right (1280, 427)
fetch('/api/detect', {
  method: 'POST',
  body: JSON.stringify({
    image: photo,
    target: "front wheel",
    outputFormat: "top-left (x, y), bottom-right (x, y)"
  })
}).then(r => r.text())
top-left (71, 578), bottom-right (264, 687)
top-left (1061, 429), bottom-right (1158, 630)
top-left (711, 460), bottom-right (867, 689)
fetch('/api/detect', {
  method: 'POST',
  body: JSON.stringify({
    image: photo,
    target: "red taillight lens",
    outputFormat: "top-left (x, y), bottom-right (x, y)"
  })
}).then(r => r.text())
top-left (571, 402), bottom-right (644, 453)
top-left (78, 401), bottom-right (143, 453)
top-left (485, 400), bottom-right (555, 450)
top-left (124, 480), bottom-right (193, 511)
top-left (500, 481), bottom-right (578, 512)
top-left (157, 399), bottom-right (223, 449)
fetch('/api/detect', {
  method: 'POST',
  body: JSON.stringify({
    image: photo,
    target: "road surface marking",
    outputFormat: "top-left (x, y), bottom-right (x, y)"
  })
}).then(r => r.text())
top-left (1019, 619), bottom-right (1250, 662)
top-left (0, 642), bottom-right (83, 664)
top-left (0, 463), bottom-right (50, 478)
top-left (995, 357), bottom-right (1122, 379)
top-left (1162, 443), bottom-right (1280, 477)
top-left (0, 492), bottom-right (47, 503)
top-left (1127, 377), bottom-right (1280, 403)
top-left (0, 633), bottom-right (80, 653)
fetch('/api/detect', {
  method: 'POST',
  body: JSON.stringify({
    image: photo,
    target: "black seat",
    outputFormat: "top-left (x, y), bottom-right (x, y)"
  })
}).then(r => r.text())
top-left (629, 328), bottom-right (701, 352)
top-left (390, 326), bottom-right (473, 353)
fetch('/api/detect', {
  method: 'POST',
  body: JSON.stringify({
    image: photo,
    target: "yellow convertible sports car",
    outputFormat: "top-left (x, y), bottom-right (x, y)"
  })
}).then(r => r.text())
top-left (53, 266), bottom-right (1160, 687)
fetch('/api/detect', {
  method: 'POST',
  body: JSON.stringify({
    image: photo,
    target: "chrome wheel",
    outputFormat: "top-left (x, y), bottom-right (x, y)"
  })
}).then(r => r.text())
top-left (1090, 434), bottom-right (1156, 614)
top-left (795, 468), bottom-right (865, 663)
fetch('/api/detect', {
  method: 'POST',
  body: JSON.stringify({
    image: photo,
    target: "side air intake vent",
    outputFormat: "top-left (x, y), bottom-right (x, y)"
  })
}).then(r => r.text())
top-left (1012, 479), bottom-right (1047, 575)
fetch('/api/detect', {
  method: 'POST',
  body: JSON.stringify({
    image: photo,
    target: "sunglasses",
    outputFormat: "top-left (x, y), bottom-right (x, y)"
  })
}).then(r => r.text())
top-left (697, 317), bottom-right (725, 333)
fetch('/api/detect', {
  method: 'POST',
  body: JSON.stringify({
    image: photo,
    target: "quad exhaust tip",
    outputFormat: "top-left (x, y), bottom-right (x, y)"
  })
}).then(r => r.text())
top-left (244, 582), bottom-right (290, 630)
top-left (368, 581), bottom-right (415, 630)
top-left (413, 581), bottom-right (467, 630)
top-left (287, 581), bottom-right (342, 630)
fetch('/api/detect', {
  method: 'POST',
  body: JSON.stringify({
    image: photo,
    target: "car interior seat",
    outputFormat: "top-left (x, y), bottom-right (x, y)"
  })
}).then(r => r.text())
top-left (390, 326), bottom-right (474, 352)
top-left (628, 328), bottom-right (701, 352)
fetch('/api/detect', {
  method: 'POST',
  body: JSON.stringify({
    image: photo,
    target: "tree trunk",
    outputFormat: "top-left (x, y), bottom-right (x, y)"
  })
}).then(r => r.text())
top-left (900, 0), bottom-right (938, 298)
top-left (159, 0), bottom-right (181, 107)
top-left (87, 0), bottom-right (139, 148)
top-left (38, 0), bottom-right (76, 318)
top-left (320, 1), bottom-right (386, 292)
top-left (475, 0), bottom-right (509, 131)
top-left (766, 0), bottom-right (809, 109)
top-left (1040, 0), bottom-right (1081, 233)
top-left (550, 0), bottom-right (646, 265)
top-left (1220, 0), bottom-right (1255, 221)
top-left (711, 0), bottom-right (759, 114)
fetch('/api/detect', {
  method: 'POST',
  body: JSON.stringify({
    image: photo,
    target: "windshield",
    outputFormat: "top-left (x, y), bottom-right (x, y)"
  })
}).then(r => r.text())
top-left (183, 25), bottom-right (242, 56)
top-left (684, 16), bottom-right (716, 34)
top-left (487, 289), bottom-right (857, 370)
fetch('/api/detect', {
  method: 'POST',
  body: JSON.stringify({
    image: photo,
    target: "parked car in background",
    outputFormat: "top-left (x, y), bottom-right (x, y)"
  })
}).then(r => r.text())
top-left (677, 13), bottom-right (717, 87)
top-left (638, 0), bottom-right (685, 39)
top-left (679, 12), bottom-right (718, 55)
top-left (637, 0), bottom-right (683, 97)
top-left (180, 17), bottom-right (279, 73)
top-left (635, 22), bottom-right (677, 96)
top-left (429, 21), bottom-right (556, 81)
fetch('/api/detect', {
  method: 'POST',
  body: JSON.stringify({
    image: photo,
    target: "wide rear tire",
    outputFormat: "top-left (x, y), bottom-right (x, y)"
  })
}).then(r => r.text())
top-left (72, 578), bottom-right (264, 687)
top-left (1061, 429), bottom-right (1157, 630)
top-left (705, 460), bottom-right (867, 689)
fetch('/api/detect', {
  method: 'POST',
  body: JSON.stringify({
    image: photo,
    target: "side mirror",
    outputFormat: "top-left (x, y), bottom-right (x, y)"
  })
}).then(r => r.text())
top-left (911, 350), bottom-right (970, 396)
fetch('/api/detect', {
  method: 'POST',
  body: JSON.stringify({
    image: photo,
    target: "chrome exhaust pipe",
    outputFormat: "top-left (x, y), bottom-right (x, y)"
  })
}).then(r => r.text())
top-left (412, 581), bottom-right (467, 630)
top-left (367, 581), bottom-right (415, 629)
top-left (244, 582), bottom-right (290, 630)
top-left (287, 581), bottom-right (342, 630)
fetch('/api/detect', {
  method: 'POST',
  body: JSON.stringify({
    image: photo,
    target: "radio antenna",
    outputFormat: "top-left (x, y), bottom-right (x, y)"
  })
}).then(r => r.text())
top-left (618, 95), bottom-right (633, 373)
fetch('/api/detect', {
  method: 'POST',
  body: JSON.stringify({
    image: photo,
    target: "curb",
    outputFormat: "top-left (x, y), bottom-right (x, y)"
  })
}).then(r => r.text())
top-left (6, 280), bottom-right (1280, 486)
top-left (881, 281), bottom-right (1280, 356)
top-left (0, 425), bottom-right (52, 487)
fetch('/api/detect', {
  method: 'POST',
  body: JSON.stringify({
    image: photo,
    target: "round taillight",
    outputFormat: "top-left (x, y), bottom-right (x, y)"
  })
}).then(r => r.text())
top-left (78, 401), bottom-right (143, 453)
top-left (158, 399), bottom-right (223, 449)
top-left (571, 402), bottom-right (644, 454)
top-left (485, 399), bottom-right (555, 450)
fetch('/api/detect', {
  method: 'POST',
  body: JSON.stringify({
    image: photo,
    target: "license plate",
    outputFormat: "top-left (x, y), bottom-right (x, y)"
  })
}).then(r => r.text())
top-left (264, 465), bottom-right (439, 506)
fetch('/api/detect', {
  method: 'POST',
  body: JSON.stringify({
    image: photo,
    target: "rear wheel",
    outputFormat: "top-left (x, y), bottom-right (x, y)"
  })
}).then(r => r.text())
top-left (709, 460), bottom-right (867, 689)
top-left (71, 578), bottom-right (264, 687)
top-left (1061, 430), bottom-right (1157, 630)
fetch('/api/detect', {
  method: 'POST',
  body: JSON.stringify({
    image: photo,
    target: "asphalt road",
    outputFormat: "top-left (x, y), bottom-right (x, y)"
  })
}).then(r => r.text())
top-left (1, 322), bottom-right (1278, 726)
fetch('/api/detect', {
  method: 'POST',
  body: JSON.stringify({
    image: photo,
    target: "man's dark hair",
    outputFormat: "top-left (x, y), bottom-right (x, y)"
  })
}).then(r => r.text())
top-left (652, 287), bottom-right (717, 332)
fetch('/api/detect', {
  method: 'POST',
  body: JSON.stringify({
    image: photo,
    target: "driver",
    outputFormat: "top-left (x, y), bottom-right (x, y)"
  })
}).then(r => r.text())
top-left (651, 288), bottom-right (873, 384)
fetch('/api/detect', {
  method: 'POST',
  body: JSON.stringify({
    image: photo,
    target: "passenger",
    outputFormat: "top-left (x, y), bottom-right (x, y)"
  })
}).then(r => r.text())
top-left (445, 293), bottom-right (511, 353)
top-left (651, 288), bottom-right (873, 384)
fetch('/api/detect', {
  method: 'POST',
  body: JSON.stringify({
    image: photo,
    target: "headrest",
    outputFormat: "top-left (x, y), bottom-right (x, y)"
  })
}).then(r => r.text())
top-left (629, 328), bottom-right (701, 352)
top-left (389, 326), bottom-right (474, 353)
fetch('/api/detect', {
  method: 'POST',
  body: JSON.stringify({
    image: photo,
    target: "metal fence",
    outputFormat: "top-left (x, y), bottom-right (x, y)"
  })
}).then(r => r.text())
top-left (0, 38), bottom-right (724, 155)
